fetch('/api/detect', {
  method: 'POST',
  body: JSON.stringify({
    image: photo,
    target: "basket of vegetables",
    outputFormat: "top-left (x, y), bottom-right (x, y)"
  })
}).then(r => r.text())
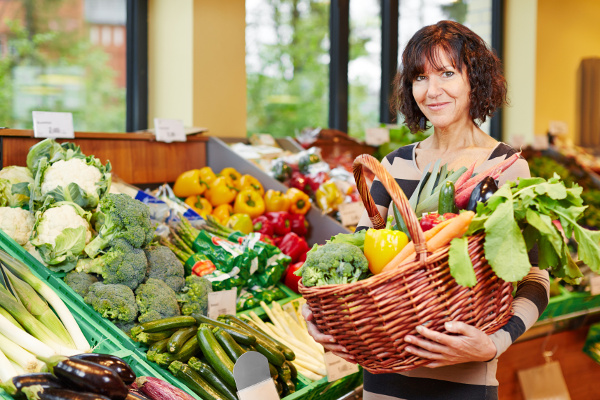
top-left (298, 152), bottom-right (600, 374)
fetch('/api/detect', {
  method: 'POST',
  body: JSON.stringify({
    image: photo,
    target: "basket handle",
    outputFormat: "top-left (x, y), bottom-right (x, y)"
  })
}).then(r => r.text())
top-left (353, 154), bottom-right (428, 259)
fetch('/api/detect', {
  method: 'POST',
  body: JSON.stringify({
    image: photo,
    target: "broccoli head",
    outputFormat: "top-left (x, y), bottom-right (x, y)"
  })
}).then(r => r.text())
top-left (177, 275), bottom-right (212, 320)
top-left (84, 282), bottom-right (139, 323)
top-left (135, 278), bottom-right (181, 323)
top-left (64, 270), bottom-right (98, 298)
top-left (84, 193), bottom-right (154, 259)
top-left (295, 242), bottom-right (370, 287)
top-left (144, 245), bottom-right (185, 292)
top-left (76, 238), bottom-right (147, 290)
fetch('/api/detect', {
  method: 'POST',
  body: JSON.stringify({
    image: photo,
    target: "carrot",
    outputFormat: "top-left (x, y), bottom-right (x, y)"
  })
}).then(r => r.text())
top-left (455, 152), bottom-right (521, 195)
top-left (454, 160), bottom-right (477, 191)
top-left (381, 217), bottom-right (455, 272)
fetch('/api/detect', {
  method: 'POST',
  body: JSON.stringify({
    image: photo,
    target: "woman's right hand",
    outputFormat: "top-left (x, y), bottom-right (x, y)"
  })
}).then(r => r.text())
top-left (301, 303), bottom-right (356, 363)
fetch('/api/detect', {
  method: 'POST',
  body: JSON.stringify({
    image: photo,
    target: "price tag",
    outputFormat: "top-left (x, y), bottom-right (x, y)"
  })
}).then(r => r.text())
top-left (532, 134), bottom-right (549, 150)
top-left (235, 352), bottom-right (280, 400)
top-left (324, 352), bottom-right (359, 382)
top-left (32, 111), bottom-right (74, 139)
top-left (237, 379), bottom-right (280, 400)
top-left (338, 202), bottom-right (365, 226)
top-left (590, 275), bottom-right (600, 296)
top-left (365, 127), bottom-right (390, 146)
top-left (208, 288), bottom-right (237, 318)
top-left (154, 118), bottom-right (186, 143)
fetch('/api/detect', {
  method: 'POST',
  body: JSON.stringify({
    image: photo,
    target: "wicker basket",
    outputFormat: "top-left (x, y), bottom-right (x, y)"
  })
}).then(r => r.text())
top-left (298, 154), bottom-right (514, 374)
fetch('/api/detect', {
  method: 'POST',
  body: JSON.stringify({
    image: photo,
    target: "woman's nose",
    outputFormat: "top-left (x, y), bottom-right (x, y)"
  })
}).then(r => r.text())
top-left (427, 78), bottom-right (443, 98)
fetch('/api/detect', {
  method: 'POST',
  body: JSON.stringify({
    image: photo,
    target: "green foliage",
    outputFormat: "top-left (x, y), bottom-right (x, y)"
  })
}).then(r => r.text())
top-left (144, 245), bottom-right (185, 293)
top-left (84, 282), bottom-right (139, 323)
top-left (448, 237), bottom-right (477, 287)
top-left (135, 278), bottom-right (181, 324)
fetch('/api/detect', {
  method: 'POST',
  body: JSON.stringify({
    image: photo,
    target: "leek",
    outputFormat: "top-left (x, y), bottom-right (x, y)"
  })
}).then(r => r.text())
top-left (0, 312), bottom-right (55, 359)
top-left (4, 268), bottom-right (74, 347)
top-left (0, 250), bottom-right (90, 352)
top-left (0, 332), bottom-right (46, 372)
top-left (0, 347), bottom-right (17, 389)
top-left (0, 307), bottom-right (23, 331)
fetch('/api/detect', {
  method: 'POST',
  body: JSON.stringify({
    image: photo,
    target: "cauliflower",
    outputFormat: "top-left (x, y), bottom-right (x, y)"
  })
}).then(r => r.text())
top-left (41, 159), bottom-right (102, 198)
top-left (0, 207), bottom-right (34, 245)
top-left (0, 166), bottom-right (33, 207)
top-left (30, 202), bottom-right (93, 272)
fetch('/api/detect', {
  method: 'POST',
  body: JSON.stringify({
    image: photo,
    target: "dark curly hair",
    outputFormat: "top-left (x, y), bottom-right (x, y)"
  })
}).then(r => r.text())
top-left (391, 20), bottom-right (507, 133)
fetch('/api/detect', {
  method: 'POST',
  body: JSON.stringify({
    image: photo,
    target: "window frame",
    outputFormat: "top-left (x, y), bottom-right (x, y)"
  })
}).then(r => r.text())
top-left (126, 0), bottom-right (149, 132)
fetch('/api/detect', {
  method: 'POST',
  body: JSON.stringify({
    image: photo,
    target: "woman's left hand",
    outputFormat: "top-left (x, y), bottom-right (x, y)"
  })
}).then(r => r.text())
top-left (404, 321), bottom-right (497, 368)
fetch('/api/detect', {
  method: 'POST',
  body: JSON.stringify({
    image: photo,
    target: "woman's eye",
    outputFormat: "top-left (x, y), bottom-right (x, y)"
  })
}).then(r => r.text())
top-left (442, 71), bottom-right (455, 78)
top-left (415, 75), bottom-right (426, 81)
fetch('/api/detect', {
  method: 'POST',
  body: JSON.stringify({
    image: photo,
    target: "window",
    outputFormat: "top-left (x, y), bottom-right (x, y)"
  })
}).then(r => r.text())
top-left (0, 0), bottom-right (128, 132)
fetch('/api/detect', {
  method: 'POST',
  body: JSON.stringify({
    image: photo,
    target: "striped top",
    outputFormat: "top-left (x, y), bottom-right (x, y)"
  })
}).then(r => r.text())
top-left (357, 142), bottom-right (550, 400)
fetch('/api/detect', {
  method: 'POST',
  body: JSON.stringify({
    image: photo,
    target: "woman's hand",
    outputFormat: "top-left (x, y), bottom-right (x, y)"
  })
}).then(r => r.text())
top-left (403, 321), bottom-right (496, 368)
top-left (301, 303), bottom-right (356, 363)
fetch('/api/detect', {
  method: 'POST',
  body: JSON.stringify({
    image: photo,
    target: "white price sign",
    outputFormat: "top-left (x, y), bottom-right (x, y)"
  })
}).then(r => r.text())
top-left (32, 111), bottom-right (74, 139)
top-left (324, 352), bottom-right (359, 382)
top-left (154, 118), bottom-right (186, 143)
top-left (338, 202), bottom-right (365, 226)
top-left (590, 275), bottom-right (600, 296)
top-left (237, 379), bottom-right (280, 400)
top-left (365, 127), bottom-right (390, 146)
top-left (208, 288), bottom-right (237, 319)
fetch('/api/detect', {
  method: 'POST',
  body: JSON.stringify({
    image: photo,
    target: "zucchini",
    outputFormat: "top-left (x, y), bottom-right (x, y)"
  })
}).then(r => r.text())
top-left (136, 330), bottom-right (176, 346)
top-left (188, 357), bottom-right (238, 400)
top-left (133, 316), bottom-right (197, 334)
top-left (438, 180), bottom-right (458, 214)
top-left (168, 361), bottom-right (229, 400)
top-left (254, 336), bottom-right (286, 367)
top-left (154, 336), bottom-right (200, 368)
top-left (147, 337), bottom-right (170, 354)
top-left (197, 324), bottom-right (236, 388)
top-left (233, 317), bottom-right (295, 361)
top-left (285, 360), bottom-right (297, 381)
top-left (168, 326), bottom-right (198, 353)
top-left (196, 314), bottom-right (256, 345)
top-left (214, 327), bottom-right (247, 362)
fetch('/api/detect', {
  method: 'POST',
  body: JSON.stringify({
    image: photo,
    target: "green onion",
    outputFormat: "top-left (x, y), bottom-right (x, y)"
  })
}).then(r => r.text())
top-left (0, 250), bottom-right (90, 352)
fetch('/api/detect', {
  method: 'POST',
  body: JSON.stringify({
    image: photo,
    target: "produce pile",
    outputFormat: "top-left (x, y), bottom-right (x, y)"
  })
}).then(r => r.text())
top-left (129, 312), bottom-right (302, 399)
top-left (296, 153), bottom-right (600, 289)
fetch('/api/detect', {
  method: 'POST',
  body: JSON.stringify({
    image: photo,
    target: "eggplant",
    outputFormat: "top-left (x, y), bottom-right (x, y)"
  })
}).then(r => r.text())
top-left (466, 176), bottom-right (498, 211)
top-left (25, 387), bottom-right (111, 400)
top-left (71, 354), bottom-right (136, 385)
top-left (52, 359), bottom-right (129, 400)
top-left (125, 390), bottom-right (151, 400)
top-left (11, 373), bottom-right (64, 398)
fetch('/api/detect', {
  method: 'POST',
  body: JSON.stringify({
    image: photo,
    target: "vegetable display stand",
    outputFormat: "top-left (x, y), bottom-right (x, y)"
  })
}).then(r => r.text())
top-left (299, 154), bottom-right (514, 374)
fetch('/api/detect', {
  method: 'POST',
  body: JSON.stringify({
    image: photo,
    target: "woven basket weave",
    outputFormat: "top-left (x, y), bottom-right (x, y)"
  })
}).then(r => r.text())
top-left (298, 154), bottom-right (514, 374)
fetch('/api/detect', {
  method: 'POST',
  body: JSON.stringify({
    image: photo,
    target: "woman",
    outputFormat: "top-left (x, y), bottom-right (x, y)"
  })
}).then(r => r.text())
top-left (302, 21), bottom-right (550, 399)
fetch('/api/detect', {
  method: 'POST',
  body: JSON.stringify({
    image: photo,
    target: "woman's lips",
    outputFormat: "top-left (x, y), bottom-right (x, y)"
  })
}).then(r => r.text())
top-left (427, 102), bottom-right (449, 111)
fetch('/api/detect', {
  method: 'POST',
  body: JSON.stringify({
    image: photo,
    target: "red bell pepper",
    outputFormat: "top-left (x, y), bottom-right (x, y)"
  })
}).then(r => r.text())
top-left (265, 211), bottom-right (292, 236)
top-left (253, 215), bottom-right (275, 237)
top-left (289, 213), bottom-right (309, 237)
top-left (290, 171), bottom-right (319, 196)
top-left (284, 262), bottom-right (304, 293)
top-left (277, 232), bottom-right (310, 263)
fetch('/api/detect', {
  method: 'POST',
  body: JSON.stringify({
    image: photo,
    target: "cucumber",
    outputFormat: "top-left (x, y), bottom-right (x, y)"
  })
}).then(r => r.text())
top-left (196, 315), bottom-right (256, 345)
top-left (214, 328), bottom-right (246, 362)
top-left (188, 357), bottom-right (238, 400)
top-left (168, 326), bottom-right (198, 353)
top-left (438, 180), bottom-right (458, 214)
top-left (225, 315), bottom-right (295, 361)
top-left (168, 361), bottom-right (229, 400)
top-left (197, 325), bottom-right (236, 388)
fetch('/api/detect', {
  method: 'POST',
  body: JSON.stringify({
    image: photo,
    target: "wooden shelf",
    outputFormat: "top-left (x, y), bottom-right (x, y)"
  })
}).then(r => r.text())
top-left (0, 129), bottom-right (208, 185)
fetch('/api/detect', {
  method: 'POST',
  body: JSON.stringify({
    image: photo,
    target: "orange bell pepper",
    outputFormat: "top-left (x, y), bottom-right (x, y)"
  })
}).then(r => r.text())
top-left (239, 174), bottom-right (264, 196)
top-left (286, 188), bottom-right (311, 215)
top-left (185, 195), bottom-right (213, 218)
top-left (233, 189), bottom-right (266, 219)
top-left (212, 204), bottom-right (234, 224)
top-left (264, 189), bottom-right (291, 213)
top-left (173, 167), bottom-right (216, 198)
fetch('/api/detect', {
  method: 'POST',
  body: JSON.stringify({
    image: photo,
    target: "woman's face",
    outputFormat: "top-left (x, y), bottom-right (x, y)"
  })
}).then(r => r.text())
top-left (412, 51), bottom-right (471, 130)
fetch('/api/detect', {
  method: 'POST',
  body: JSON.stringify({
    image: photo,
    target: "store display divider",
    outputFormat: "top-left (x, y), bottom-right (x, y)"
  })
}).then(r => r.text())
top-left (206, 136), bottom-right (350, 246)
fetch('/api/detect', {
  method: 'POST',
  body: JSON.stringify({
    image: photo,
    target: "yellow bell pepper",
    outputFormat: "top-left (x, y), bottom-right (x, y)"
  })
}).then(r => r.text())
top-left (286, 188), bottom-right (311, 215)
top-left (184, 195), bottom-right (213, 218)
top-left (239, 174), bottom-right (264, 196)
top-left (226, 213), bottom-right (253, 234)
top-left (364, 228), bottom-right (408, 274)
top-left (212, 204), bottom-right (234, 224)
top-left (219, 167), bottom-right (242, 188)
top-left (173, 168), bottom-right (214, 198)
top-left (233, 189), bottom-right (266, 219)
top-left (315, 181), bottom-right (344, 213)
top-left (205, 176), bottom-right (238, 207)
top-left (264, 190), bottom-right (291, 213)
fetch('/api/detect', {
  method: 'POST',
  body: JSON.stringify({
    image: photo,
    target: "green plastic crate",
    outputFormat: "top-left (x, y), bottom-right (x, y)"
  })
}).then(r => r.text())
top-left (284, 371), bottom-right (363, 400)
top-left (583, 322), bottom-right (600, 364)
top-left (538, 285), bottom-right (572, 320)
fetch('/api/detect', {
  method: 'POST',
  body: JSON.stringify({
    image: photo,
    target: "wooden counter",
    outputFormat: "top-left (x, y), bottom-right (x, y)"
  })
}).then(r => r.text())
top-left (0, 129), bottom-right (208, 185)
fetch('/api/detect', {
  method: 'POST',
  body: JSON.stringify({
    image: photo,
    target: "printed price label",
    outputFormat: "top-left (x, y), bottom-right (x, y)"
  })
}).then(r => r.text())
top-left (324, 352), bottom-right (359, 382)
top-left (338, 202), bottom-right (365, 226)
top-left (208, 288), bottom-right (237, 319)
top-left (237, 379), bottom-right (280, 400)
top-left (154, 118), bottom-right (186, 143)
top-left (590, 275), bottom-right (600, 296)
top-left (32, 111), bottom-right (74, 139)
top-left (365, 127), bottom-right (390, 146)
